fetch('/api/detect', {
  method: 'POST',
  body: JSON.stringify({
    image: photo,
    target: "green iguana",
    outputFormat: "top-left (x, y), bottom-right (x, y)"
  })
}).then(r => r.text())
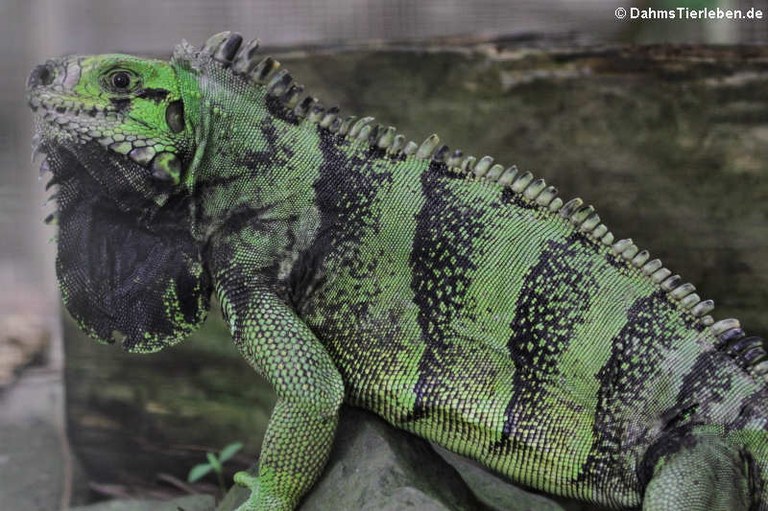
top-left (26, 32), bottom-right (768, 511)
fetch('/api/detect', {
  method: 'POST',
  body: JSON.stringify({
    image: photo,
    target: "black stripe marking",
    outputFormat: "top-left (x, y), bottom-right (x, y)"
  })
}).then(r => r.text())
top-left (194, 117), bottom-right (292, 236)
top-left (494, 234), bottom-right (599, 453)
top-left (287, 129), bottom-right (405, 413)
top-left (265, 95), bottom-right (300, 125)
top-left (427, 159), bottom-right (469, 180)
top-left (500, 187), bottom-right (538, 210)
top-left (407, 171), bottom-right (488, 421)
top-left (110, 97), bottom-right (131, 113)
top-left (577, 291), bottom-right (683, 493)
top-left (661, 350), bottom-right (734, 433)
top-left (137, 87), bottom-right (170, 103)
top-left (636, 425), bottom-right (697, 492)
top-left (289, 128), bottom-right (393, 316)
top-left (604, 253), bottom-right (627, 270)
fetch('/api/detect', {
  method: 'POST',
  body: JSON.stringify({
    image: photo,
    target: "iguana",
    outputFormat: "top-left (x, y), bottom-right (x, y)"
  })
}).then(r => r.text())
top-left (26, 32), bottom-right (768, 511)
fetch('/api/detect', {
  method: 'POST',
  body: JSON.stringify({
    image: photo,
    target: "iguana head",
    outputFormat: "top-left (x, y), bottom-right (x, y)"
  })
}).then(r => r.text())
top-left (27, 54), bottom-right (191, 206)
top-left (27, 52), bottom-right (210, 353)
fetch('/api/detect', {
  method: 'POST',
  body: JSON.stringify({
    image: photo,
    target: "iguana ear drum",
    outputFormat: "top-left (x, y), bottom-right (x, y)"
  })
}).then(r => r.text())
top-left (165, 100), bottom-right (185, 133)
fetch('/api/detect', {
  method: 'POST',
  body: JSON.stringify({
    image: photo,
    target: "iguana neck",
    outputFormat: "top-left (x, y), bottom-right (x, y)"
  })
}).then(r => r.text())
top-left (187, 88), bottom-right (326, 246)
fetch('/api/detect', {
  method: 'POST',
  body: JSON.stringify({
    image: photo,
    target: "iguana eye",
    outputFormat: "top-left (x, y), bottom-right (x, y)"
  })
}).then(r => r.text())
top-left (112, 72), bottom-right (131, 88)
top-left (104, 69), bottom-right (139, 93)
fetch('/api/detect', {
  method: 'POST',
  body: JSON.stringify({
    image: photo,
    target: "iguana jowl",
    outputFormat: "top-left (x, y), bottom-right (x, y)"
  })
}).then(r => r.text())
top-left (26, 32), bottom-right (768, 510)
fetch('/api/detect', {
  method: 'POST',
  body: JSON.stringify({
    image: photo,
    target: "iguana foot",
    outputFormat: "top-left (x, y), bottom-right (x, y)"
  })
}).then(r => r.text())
top-left (232, 471), bottom-right (293, 511)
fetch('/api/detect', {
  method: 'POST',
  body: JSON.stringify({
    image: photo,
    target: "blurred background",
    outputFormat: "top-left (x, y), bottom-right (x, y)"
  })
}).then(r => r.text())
top-left (0, 1), bottom-right (766, 510)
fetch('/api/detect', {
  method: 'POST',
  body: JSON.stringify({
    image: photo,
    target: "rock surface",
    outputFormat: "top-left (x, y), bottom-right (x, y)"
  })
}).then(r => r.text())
top-left (219, 407), bottom-right (599, 511)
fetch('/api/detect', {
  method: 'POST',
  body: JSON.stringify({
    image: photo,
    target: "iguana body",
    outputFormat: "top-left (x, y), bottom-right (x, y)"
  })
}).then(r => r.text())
top-left (27, 32), bottom-right (768, 510)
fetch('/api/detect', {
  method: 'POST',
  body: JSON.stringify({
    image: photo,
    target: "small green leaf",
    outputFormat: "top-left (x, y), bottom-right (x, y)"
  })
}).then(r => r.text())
top-left (187, 463), bottom-right (213, 483)
top-left (206, 452), bottom-right (223, 474)
top-left (219, 442), bottom-right (244, 463)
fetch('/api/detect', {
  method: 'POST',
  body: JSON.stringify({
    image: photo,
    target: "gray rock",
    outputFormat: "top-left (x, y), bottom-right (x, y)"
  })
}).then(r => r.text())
top-left (219, 407), bottom-right (585, 511)
top-left (301, 407), bottom-right (486, 511)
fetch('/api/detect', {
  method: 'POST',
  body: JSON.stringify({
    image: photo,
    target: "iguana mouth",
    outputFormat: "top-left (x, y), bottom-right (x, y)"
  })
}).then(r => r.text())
top-left (29, 92), bottom-right (180, 183)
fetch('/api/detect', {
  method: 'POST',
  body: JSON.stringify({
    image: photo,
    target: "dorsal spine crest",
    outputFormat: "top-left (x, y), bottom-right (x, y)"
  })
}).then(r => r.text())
top-left (197, 31), bottom-right (761, 368)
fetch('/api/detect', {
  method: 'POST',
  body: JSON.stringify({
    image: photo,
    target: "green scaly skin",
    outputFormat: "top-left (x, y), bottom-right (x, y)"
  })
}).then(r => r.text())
top-left (27, 32), bottom-right (768, 511)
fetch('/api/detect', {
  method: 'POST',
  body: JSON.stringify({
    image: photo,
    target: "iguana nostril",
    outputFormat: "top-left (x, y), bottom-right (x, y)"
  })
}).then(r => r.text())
top-left (28, 64), bottom-right (54, 88)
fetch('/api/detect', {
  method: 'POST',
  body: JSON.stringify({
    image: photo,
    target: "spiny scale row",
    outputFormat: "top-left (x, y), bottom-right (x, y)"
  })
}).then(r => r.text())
top-left (203, 33), bottom-right (466, 161)
top-left (203, 32), bottom-right (306, 112)
top-left (713, 321), bottom-right (768, 381)
top-left (422, 141), bottom-right (720, 329)
top-left (202, 32), bottom-right (739, 337)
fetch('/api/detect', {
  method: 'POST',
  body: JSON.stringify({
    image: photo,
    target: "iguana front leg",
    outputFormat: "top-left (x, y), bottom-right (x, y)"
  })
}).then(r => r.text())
top-left (643, 432), bottom-right (753, 511)
top-left (216, 277), bottom-right (344, 511)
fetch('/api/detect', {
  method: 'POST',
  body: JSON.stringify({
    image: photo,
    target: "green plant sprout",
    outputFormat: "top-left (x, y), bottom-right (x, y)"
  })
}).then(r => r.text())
top-left (187, 442), bottom-right (244, 494)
